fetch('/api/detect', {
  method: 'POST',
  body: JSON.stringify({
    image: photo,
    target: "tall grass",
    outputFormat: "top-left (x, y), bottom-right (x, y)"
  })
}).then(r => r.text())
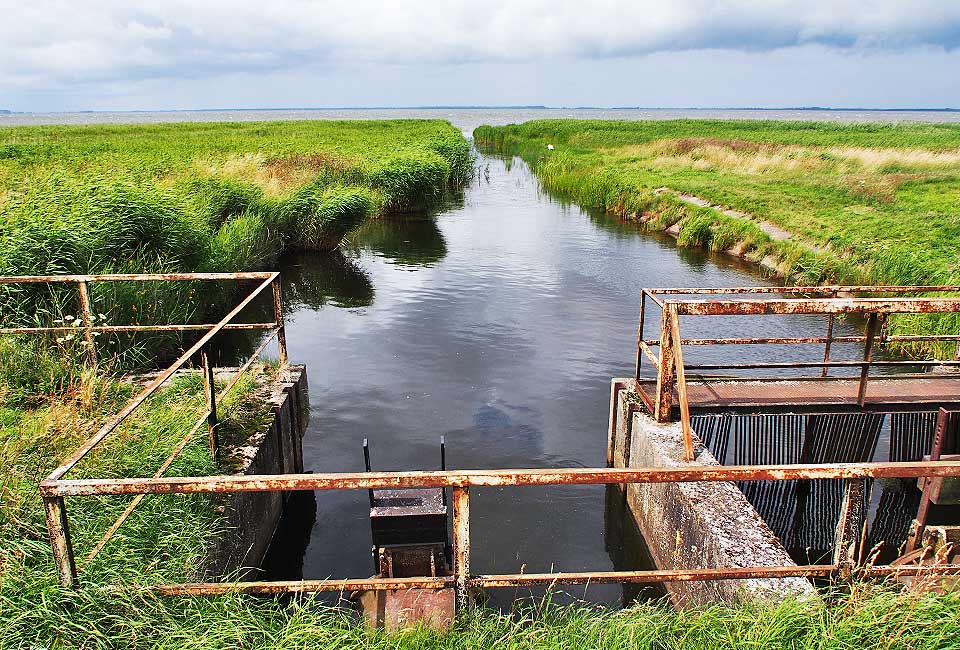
top-left (0, 120), bottom-right (472, 326)
top-left (476, 120), bottom-right (960, 356)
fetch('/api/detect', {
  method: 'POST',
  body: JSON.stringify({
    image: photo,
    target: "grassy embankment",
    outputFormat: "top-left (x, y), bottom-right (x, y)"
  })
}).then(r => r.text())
top-left (0, 121), bottom-right (474, 646)
top-left (475, 120), bottom-right (960, 354)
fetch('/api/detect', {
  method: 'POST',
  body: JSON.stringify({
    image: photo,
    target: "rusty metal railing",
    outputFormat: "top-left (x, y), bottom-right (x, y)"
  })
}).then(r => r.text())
top-left (37, 460), bottom-right (960, 608)
top-left (635, 286), bottom-right (960, 460)
top-left (1, 272), bottom-right (288, 568)
top-left (21, 280), bottom-right (960, 611)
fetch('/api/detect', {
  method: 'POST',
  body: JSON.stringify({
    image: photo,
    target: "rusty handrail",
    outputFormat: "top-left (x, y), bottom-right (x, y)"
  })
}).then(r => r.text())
top-left (2, 273), bottom-right (290, 574)
top-left (39, 459), bottom-right (960, 600)
top-left (39, 460), bottom-right (960, 496)
top-left (635, 286), bottom-right (960, 460)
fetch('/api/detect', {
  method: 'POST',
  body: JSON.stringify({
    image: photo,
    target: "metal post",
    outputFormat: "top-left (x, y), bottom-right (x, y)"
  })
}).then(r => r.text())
top-left (200, 347), bottom-right (219, 460)
top-left (833, 478), bottom-right (867, 576)
top-left (635, 292), bottom-right (646, 381)
top-left (654, 304), bottom-right (677, 422)
top-left (821, 309), bottom-right (835, 378)
top-left (43, 495), bottom-right (77, 588)
top-left (77, 280), bottom-right (97, 366)
top-left (272, 278), bottom-right (288, 367)
top-left (452, 486), bottom-right (470, 613)
top-left (363, 438), bottom-right (374, 508)
top-left (857, 313), bottom-right (879, 407)
top-left (669, 309), bottom-right (695, 461)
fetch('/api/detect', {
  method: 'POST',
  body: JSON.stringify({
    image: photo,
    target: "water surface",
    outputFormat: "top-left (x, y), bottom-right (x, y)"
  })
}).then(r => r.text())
top-left (265, 151), bottom-right (888, 606)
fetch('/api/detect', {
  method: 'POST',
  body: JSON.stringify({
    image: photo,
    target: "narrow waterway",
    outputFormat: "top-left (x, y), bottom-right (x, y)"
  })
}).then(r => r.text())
top-left (264, 151), bottom-right (890, 606)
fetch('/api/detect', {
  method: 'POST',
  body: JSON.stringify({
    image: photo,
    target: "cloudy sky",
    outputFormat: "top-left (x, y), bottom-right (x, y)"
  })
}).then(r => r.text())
top-left (2, 1), bottom-right (960, 112)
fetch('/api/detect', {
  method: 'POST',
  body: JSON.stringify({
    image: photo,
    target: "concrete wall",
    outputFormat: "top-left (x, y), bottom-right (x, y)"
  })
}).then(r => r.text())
top-left (203, 365), bottom-right (309, 578)
top-left (608, 379), bottom-right (817, 607)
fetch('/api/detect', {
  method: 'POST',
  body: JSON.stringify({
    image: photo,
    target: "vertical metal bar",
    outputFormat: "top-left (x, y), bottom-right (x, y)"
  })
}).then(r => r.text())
top-left (200, 347), bottom-right (219, 461)
top-left (363, 438), bottom-right (374, 508)
top-left (906, 408), bottom-right (949, 552)
top-left (76, 280), bottom-right (97, 366)
top-left (833, 478), bottom-right (866, 576)
top-left (669, 309), bottom-right (695, 462)
top-left (821, 303), bottom-right (835, 378)
top-left (43, 496), bottom-right (77, 588)
top-left (635, 292), bottom-right (646, 381)
top-left (272, 278), bottom-right (289, 367)
top-left (440, 436), bottom-right (448, 507)
top-left (654, 304), bottom-right (677, 422)
top-left (452, 486), bottom-right (471, 613)
top-left (857, 313), bottom-right (879, 407)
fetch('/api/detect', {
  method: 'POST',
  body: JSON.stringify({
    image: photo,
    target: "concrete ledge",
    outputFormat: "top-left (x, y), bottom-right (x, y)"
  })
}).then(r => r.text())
top-left (609, 379), bottom-right (818, 607)
top-left (204, 364), bottom-right (309, 578)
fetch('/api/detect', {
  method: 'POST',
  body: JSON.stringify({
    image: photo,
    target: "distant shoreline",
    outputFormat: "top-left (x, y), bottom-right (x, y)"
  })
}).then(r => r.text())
top-left (2, 106), bottom-right (959, 115)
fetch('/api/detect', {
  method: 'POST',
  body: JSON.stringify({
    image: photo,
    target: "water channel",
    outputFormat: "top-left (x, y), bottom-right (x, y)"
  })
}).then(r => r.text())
top-left (260, 149), bottom-right (919, 607)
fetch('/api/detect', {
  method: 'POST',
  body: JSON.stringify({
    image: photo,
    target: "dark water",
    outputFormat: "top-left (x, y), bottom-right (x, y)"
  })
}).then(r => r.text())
top-left (259, 150), bottom-right (878, 606)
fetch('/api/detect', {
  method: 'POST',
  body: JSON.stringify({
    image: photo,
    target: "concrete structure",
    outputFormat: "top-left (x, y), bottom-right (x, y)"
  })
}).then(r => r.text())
top-left (204, 365), bottom-right (309, 578)
top-left (608, 379), bottom-right (817, 607)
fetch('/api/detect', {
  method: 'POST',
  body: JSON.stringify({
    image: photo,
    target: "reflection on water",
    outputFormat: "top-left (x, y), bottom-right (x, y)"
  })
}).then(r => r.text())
top-left (348, 215), bottom-right (448, 268)
top-left (282, 250), bottom-right (374, 310)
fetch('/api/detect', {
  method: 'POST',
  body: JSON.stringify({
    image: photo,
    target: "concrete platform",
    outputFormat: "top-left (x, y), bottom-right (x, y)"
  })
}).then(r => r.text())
top-left (609, 379), bottom-right (818, 607)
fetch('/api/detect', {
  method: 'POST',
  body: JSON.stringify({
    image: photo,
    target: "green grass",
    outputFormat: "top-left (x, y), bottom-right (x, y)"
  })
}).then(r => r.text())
top-left (0, 120), bottom-right (471, 327)
top-left (475, 119), bottom-right (960, 355)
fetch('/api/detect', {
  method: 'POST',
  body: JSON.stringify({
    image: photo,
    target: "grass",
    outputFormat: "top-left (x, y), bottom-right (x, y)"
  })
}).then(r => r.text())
top-left (3, 119), bottom-right (960, 645)
top-left (0, 120), bottom-right (471, 329)
top-left (475, 119), bottom-right (960, 355)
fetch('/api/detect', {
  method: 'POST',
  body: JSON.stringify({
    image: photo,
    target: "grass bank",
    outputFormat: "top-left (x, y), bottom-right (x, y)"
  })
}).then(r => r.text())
top-left (0, 120), bottom-right (470, 301)
top-left (475, 119), bottom-right (960, 354)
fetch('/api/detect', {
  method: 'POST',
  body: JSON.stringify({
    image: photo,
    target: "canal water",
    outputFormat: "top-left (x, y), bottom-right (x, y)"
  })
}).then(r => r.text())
top-left (262, 149), bottom-right (899, 606)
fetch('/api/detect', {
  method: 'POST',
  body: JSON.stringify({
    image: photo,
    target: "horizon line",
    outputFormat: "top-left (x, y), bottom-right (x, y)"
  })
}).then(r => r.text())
top-left (3, 105), bottom-right (960, 115)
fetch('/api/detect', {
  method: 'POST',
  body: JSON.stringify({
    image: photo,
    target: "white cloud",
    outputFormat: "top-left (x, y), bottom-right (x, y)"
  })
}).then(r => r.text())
top-left (2, 0), bottom-right (959, 87)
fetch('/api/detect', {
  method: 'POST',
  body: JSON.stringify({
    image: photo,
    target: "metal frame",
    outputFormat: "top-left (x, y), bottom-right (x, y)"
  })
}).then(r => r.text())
top-left (636, 286), bottom-right (960, 461)
top-left (37, 460), bottom-right (960, 601)
top-left (1, 273), bottom-right (287, 570)
top-left (11, 278), bottom-right (960, 609)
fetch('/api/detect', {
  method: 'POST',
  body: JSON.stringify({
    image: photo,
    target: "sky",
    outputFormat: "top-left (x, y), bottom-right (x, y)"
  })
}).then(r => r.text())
top-left (2, 1), bottom-right (960, 112)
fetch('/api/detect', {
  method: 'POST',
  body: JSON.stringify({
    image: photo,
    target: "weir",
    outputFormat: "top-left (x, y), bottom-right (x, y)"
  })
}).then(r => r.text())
top-left (5, 273), bottom-right (960, 625)
top-left (611, 285), bottom-right (960, 604)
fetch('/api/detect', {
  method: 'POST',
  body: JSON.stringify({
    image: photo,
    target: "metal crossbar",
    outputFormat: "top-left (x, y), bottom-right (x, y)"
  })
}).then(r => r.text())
top-left (1, 273), bottom-right (288, 569)
top-left (635, 287), bottom-right (960, 460)
top-left (37, 460), bottom-right (960, 601)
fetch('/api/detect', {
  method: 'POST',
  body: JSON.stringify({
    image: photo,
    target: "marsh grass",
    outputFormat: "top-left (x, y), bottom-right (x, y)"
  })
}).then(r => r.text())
top-left (3, 344), bottom-right (960, 648)
top-left (476, 120), bottom-right (960, 355)
top-left (0, 120), bottom-right (471, 324)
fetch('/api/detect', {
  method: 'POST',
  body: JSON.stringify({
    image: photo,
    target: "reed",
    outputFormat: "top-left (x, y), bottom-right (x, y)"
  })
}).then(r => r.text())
top-left (476, 119), bottom-right (960, 356)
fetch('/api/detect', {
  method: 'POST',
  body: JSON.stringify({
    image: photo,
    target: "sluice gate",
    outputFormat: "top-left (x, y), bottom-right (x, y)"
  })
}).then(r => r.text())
top-left (612, 285), bottom-right (960, 602)
top-left (4, 275), bottom-right (960, 621)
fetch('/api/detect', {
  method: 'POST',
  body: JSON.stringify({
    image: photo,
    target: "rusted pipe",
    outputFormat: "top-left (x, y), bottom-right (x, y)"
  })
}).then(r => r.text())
top-left (453, 486), bottom-right (470, 612)
top-left (0, 272), bottom-right (277, 283)
top-left (40, 460), bottom-right (960, 497)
